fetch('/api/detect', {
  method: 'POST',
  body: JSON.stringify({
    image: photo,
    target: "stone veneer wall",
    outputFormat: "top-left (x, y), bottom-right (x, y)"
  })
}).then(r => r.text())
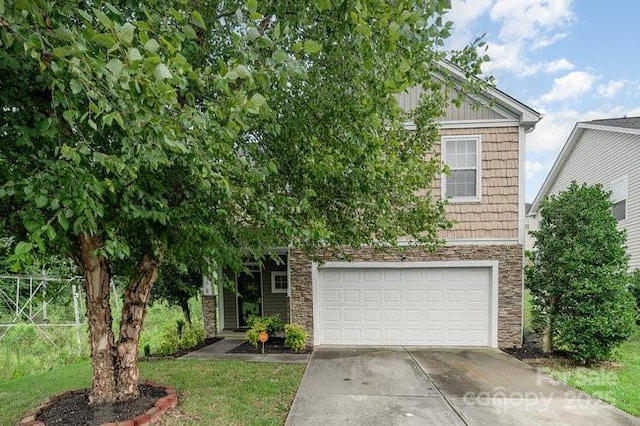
top-left (201, 294), bottom-right (217, 338)
top-left (289, 244), bottom-right (523, 348)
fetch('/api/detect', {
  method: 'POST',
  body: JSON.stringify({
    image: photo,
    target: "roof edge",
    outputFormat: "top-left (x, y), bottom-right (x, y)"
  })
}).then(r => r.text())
top-left (437, 60), bottom-right (543, 130)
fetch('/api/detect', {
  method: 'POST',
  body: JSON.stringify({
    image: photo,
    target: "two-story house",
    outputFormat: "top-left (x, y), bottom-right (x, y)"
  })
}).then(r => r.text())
top-left (203, 66), bottom-right (541, 349)
top-left (529, 117), bottom-right (640, 270)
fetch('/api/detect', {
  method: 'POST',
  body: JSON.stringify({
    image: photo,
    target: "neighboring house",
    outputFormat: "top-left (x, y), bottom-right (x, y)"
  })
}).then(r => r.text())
top-left (529, 117), bottom-right (640, 270)
top-left (524, 202), bottom-right (539, 251)
top-left (202, 65), bottom-right (542, 349)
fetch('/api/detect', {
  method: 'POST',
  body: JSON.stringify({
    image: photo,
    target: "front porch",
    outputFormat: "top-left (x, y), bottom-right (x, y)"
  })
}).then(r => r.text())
top-left (217, 254), bottom-right (290, 332)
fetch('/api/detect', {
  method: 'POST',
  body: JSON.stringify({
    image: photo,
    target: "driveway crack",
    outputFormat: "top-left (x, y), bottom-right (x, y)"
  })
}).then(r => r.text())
top-left (405, 348), bottom-right (469, 426)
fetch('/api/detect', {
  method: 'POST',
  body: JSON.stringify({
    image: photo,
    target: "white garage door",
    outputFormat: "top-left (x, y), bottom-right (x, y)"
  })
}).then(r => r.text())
top-left (317, 266), bottom-right (492, 346)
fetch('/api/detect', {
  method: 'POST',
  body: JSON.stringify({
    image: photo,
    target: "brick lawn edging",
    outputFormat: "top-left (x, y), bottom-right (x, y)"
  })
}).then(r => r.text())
top-left (18, 380), bottom-right (177, 426)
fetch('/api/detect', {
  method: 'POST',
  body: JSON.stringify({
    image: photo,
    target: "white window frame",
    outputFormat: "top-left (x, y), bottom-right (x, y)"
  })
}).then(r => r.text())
top-left (610, 176), bottom-right (628, 222)
top-left (441, 135), bottom-right (482, 202)
top-left (271, 271), bottom-right (288, 294)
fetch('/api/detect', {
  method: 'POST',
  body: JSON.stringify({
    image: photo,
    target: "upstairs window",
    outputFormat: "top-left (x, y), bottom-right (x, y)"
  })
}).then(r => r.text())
top-left (442, 135), bottom-right (481, 201)
top-left (610, 177), bottom-right (627, 221)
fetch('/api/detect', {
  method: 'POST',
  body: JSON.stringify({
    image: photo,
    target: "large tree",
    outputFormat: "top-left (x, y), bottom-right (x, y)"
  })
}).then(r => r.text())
top-left (1, 0), bottom-right (488, 403)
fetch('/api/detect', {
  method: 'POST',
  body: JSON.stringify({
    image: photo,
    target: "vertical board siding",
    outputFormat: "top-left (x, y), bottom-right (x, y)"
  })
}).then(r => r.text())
top-left (547, 129), bottom-right (640, 269)
top-left (398, 87), bottom-right (506, 121)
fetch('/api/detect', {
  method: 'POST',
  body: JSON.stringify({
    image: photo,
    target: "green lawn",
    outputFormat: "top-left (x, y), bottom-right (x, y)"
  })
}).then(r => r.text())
top-left (541, 327), bottom-right (640, 416)
top-left (0, 359), bottom-right (305, 426)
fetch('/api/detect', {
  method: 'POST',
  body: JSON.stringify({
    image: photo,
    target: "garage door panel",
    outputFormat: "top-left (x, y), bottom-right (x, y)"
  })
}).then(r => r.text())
top-left (384, 310), bottom-right (402, 322)
top-left (364, 289), bottom-right (381, 302)
top-left (427, 289), bottom-right (444, 302)
top-left (318, 267), bottom-right (491, 346)
top-left (404, 310), bottom-right (422, 322)
top-left (323, 289), bottom-right (340, 302)
top-left (343, 309), bottom-right (360, 322)
top-left (383, 289), bottom-right (402, 302)
top-left (344, 290), bottom-right (360, 303)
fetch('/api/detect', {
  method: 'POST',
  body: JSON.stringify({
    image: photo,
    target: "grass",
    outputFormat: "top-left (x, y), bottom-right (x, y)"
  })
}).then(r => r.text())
top-left (0, 296), bottom-right (203, 380)
top-left (541, 327), bottom-right (640, 416)
top-left (0, 359), bottom-right (305, 425)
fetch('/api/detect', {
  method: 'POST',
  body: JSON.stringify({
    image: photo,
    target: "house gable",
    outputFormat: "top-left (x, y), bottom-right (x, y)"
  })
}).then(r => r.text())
top-left (529, 118), bottom-right (640, 269)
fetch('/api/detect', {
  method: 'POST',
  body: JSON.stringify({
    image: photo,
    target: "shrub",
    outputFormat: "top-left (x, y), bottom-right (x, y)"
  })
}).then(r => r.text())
top-left (179, 323), bottom-right (205, 350)
top-left (629, 270), bottom-right (640, 323)
top-left (284, 324), bottom-right (308, 352)
top-left (527, 182), bottom-right (636, 363)
top-left (247, 314), bottom-right (284, 336)
top-left (156, 323), bottom-right (181, 356)
top-left (246, 321), bottom-right (266, 348)
top-left (263, 315), bottom-right (284, 336)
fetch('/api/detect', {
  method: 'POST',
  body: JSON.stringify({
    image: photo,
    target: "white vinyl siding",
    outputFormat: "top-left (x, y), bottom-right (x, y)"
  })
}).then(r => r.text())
top-left (610, 176), bottom-right (627, 221)
top-left (442, 135), bottom-right (481, 202)
top-left (547, 129), bottom-right (640, 269)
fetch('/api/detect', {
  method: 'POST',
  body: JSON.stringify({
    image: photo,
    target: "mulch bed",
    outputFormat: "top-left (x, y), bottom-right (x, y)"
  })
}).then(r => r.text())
top-left (36, 384), bottom-right (166, 426)
top-left (172, 336), bottom-right (222, 357)
top-left (228, 337), bottom-right (312, 354)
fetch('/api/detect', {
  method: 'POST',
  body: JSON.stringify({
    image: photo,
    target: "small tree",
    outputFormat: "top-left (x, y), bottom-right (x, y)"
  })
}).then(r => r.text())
top-left (527, 182), bottom-right (636, 363)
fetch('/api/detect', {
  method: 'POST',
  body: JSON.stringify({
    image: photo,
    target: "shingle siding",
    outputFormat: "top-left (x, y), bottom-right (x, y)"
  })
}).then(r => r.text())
top-left (546, 129), bottom-right (640, 269)
top-left (433, 126), bottom-right (520, 240)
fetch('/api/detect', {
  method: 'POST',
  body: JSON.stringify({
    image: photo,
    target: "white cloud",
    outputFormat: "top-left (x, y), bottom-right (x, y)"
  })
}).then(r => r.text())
top-left (449, 0), bottom-right (494, 28)
top-left (447, 0), bottom-right (494, 49)
top-left (539, 71), bottom-right (596, 103)
top-left (596, 80), bottom-right (626, 98)
top-left (527, 105), bottom-right (628, 154)
top-left (490, 0), bottom-right (574, 43)
top-left (525, 160), bottom-right (546, 179)
top-left (483, 42), bottom-right (537, 75)
top-left (451, 0), bottom-right (577, 77)
top-left (626, 106), bottom-right (640, 117)
top-left (545, 59), bottom-right (574, 73)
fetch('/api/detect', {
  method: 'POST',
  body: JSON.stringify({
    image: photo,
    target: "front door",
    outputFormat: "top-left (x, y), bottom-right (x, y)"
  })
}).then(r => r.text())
top-left (237, 271), bottom-right (262, 328)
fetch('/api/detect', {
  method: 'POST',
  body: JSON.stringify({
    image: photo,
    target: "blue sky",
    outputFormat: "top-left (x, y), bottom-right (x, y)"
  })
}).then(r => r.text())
top-left (446, 0), bottom-right (640, 201)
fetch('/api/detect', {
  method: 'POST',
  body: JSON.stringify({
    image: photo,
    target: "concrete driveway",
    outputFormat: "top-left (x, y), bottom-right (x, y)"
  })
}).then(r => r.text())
top-left (285, 347), bottom-right (639, 425)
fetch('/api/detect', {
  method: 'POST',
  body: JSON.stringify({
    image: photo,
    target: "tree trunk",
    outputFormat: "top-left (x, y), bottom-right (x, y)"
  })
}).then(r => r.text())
top-left (79, 234), bottom-right (117, 404)
top-left (180, 298), bottom-right (192, 325)
top-left (115, 254), bottom-right (158, 401)
top-left (542, 297), bottom-right (557, 353)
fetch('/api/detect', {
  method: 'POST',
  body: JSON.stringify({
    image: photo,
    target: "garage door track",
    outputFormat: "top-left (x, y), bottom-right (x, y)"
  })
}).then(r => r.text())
top-left (285, 347), bottom-right (639, 425)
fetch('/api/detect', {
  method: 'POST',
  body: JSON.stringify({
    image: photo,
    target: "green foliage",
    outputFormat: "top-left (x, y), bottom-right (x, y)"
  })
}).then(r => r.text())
top-left (1, 0), bottom-right (489, 277)
top-left (155, 316), bottom-right (205, 355)
top-left (527, 182), bottom-right (636, 363)
top-left (247, 314), bottom-right (284, 336)
top-left (629, 270), bottom-right (640, 323)
top-left (1, 0), bottom-right (489, 392)
top-left (246, 328), bottom-right (260, 349)
top-left (284, 323), bottom-right (308, 352)
top-left (0, 323), bottom-right (89, 381)
top-left (246, 320), bottom-right (267, 348)
top-left (152, 263), bottom-right (202, 324)
top-left (176, 319), bottom-right (186, 338)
